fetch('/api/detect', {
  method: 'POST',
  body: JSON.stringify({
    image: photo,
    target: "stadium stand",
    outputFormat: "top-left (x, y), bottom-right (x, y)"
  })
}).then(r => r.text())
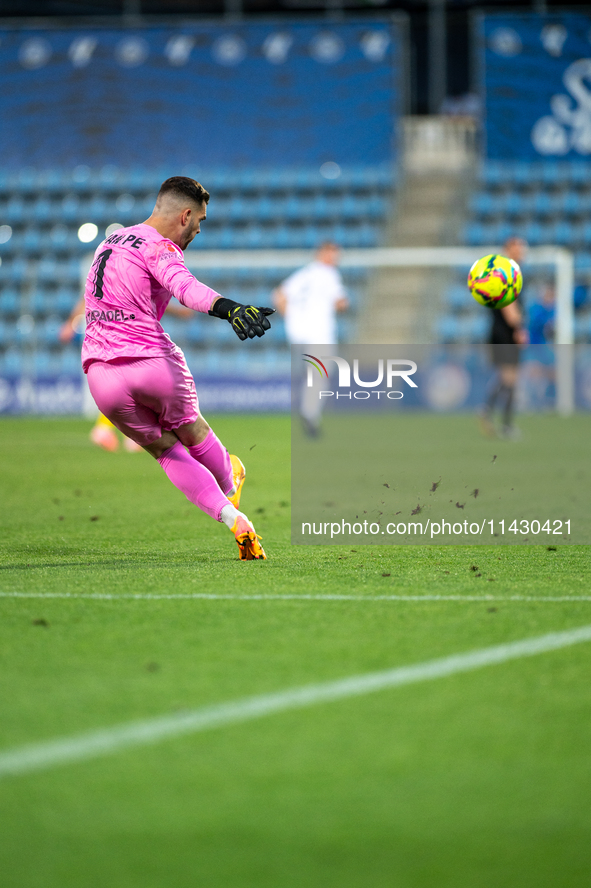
top-left (436, 161), bottom-right (591, 345)
top-left (0, 165), bottom-right (396, 380)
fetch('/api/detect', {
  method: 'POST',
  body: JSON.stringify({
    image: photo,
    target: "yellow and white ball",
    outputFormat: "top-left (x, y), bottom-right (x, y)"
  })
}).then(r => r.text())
top-left (467, 254), bottom-right (523, 309)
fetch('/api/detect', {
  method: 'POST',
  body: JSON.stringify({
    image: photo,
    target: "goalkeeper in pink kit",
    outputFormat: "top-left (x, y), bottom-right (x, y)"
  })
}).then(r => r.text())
top-left (83, 176), bottom-right (273, 560)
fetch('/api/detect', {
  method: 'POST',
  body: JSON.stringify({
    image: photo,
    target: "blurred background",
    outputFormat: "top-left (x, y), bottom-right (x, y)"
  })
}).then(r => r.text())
top-left (1, 0), bottom-right (591, 416)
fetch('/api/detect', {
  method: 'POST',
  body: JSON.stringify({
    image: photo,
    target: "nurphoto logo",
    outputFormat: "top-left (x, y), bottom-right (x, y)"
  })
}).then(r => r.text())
top-left (302, 353), bottom-right (418, 401)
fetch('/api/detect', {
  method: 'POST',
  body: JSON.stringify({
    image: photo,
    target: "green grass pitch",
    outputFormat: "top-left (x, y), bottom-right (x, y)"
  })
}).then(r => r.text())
top-left (0, 415), bottom-right (590, 888)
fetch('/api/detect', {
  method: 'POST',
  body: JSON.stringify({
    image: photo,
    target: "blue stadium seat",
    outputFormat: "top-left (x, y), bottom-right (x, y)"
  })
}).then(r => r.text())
top-left (31, 290), bottom-right (50, 315)
top-left (56, 289), bottom-right (78, 315)
top-left (37, 257), bottom-right (60, 282)
top-left (551, 220), bottom-right (576, 246)
top-left (247, 169), bottom-right (273, 191)
top-left (22, 229), bottom-right (42, 252)
top-left (340, 194), bottom-right (359, 218)
top-left (301, 225), bottom-right (318, 249)
top-left (97, 165), bottom-right (123, 191)
top-left (45, 225), bottom-right (67, 250)
top-left (493, 221), bottom-right (514, 243)
top-left (185, 317), bottom-right (205, 344)
top-left (69, 166), bottom-right (94, 193)
top-left (470, 192), bottom-right (494, 218)
top-left (61, 194), bottom-right (81, 223)
top-left (16, 317), bottom-right (35, 344)
top-left (348, 166), bottom-right (381, 190)
top-left (271, 226), bottom-right (293, 249)
top-left (310, 194), bottom-right (329, 220)
top-left (41, 169), bottom-right (71, 193)
top-left (297, 169), bottom-right (323, 190)
top-left (524, 221), bottom-right (544, 245)
top-left (0, 288), bottom-right (20, 316)
top-left (358, 222), bottom-right (380, 248)
top-left (255, 195), bottom-right (274, 222)
top-left (581, 223), bottom-right (591, 246)
top-left (560, 192), bottom-right (584, 216)
top-left (87, 195), bottom-right (108, 222)
top-left (34, 196), bottom-right (53, 223)
top-left (59, 347), bottom-right (82, 375)
top-left (121, 168), bottom-right (143, 192)
top-left (6, 197), bottom-right (25, 224)
top-left (532, 193), bottom-right (555, 217)
top-left (36, 314), bottom-right (63, 345)
top-left (283, 195), bottom-right (301, 222)
top-left (503, 192), bottom-right (527, 218)
top-left (568, 163), bottom-right (591, 187)
top-left (479, 161), bottom-right (505, 189)
top-left (7, 258), bottom-right (26, 283)
top-left (33, 349), bottom-right (54, 376)
top-left (511, 161), bottom-right (537, 188)
top-left (541, 161), bottom-right (570, 187)
top-left (574, 252), bottom-right (591, 271)
top-left (2, 348), bottom-right (22, 376)
top-left (14, 169), bottom-right (39, 194)
top-left (64, 258), bottom-right (82, 284)
top-left (236, 168), bottom-right (265, 191)
top-left (0, 234), bottom-right (16, 258)
top-left (276, 169), bottom-right (301, 191)
top-left (243, 227), bottom-right (267, 249)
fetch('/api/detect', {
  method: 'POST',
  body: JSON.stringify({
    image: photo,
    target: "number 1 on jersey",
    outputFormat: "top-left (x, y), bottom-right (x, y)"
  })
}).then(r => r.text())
top-left (93, 248), bottom-right (113, 301)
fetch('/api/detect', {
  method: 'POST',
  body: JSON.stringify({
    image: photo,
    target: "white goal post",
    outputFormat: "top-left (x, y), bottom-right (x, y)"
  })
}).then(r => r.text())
top-left (185, 246), bottom-right (576, 416)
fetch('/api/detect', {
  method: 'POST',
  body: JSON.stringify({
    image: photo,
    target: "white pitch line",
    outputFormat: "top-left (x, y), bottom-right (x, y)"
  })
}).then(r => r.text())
top-left (1, 591), bottom-right (591, 602)
top-left (1, 624), bottom-right (591, 779)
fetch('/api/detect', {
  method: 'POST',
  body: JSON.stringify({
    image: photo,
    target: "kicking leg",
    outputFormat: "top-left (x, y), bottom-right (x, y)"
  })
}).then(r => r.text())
top-left (176, 417), bottom-right (246, 508)
top-left (145, 431), bottom-right (265, 560)
top-left (145, 433), bottom-right (230, 521)
top-left (175, 417), bottom-right (234, 495)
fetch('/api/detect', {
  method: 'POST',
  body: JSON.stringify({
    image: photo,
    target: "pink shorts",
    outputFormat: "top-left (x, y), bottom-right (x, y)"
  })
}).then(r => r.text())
top-left (87, 353), bottom-right (200, 446)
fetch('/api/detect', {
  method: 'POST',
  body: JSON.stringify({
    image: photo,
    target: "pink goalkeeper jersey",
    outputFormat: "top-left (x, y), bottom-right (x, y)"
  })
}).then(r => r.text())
top-left (81, 223), bottom-right (221, 372)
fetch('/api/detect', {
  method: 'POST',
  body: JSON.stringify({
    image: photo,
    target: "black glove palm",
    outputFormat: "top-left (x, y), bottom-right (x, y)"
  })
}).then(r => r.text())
top-left (209, 297), bottom-right (275, 341)
top-left (229, 305), bottom-right (274, 341)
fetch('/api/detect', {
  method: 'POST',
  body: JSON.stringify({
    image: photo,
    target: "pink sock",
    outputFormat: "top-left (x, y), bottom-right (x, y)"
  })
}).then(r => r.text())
top-left (187, 428), bottom-right (233, 495)
top-left (157, 441), bottom-right (229, 521)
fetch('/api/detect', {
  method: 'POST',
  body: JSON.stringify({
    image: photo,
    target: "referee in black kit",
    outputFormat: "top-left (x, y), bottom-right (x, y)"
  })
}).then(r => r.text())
top-left (481, 237), bottom-right (529, 439)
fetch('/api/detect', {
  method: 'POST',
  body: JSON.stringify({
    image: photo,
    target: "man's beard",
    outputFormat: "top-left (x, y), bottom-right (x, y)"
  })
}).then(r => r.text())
top-left (180, 228), bottom-right (196, 250)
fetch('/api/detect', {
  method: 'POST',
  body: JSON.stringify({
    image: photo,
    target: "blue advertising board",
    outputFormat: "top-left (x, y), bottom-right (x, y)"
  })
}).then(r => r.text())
top-left (480, 12), bottom-right (591, 160)
top-left (0, 375), bottom-right (291, 415)
top-left (0, 18), bottom-right (402, 170)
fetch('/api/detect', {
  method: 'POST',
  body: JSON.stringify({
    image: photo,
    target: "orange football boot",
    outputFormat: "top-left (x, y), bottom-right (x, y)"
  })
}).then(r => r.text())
top-left (231, 514), bottom-right (266, 561)
top-left (228, 455), bottom-right (246, 509)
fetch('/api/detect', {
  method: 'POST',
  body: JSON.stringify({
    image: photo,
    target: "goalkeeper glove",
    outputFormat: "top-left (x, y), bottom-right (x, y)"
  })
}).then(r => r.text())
top-left (209, 298), bottom-right (275, 341)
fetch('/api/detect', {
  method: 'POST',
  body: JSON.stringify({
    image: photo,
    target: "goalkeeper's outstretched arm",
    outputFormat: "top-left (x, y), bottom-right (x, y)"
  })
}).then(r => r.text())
top-left (209, 297), bottom-right (275, 341)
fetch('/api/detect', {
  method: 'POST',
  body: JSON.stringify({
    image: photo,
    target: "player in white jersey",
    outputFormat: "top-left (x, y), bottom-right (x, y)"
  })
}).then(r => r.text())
top-left (273, 242), bottom-right (348, 436)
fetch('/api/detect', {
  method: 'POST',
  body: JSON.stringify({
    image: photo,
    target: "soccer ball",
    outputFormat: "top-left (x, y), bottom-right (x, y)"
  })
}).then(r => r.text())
top-left (467, 254), bottom-right (523, 309)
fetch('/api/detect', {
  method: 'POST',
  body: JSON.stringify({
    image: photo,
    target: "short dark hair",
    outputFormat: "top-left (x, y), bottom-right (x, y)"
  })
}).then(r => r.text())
top-left (157, 176), bottom-right (210, 207)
